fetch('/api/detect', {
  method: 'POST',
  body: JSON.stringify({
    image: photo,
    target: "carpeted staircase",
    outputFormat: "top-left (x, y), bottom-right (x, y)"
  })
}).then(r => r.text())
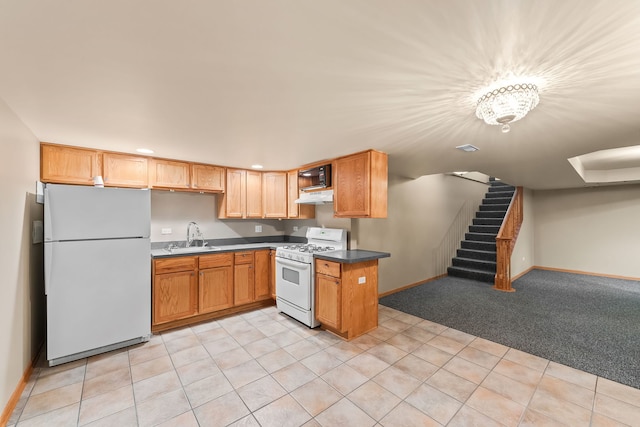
top-left (447, 179), bottom-right (515, 283)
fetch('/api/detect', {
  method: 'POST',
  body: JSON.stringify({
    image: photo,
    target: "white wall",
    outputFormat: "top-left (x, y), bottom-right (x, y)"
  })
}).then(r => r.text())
top-left (0, 99), bottom-right (44, 413)
top-left (355, 173), bottom-right (488, 294)
top-left (533, 185), bottom-right (640, 278)
top-left (150, 191), bottom-right (319, 243)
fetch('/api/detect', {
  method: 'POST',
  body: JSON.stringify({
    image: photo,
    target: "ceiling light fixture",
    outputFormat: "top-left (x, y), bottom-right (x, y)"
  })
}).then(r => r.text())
top-left (251, 164), bottom-right (263, 169)
top-left (475, 83), bottom-right (539, 133)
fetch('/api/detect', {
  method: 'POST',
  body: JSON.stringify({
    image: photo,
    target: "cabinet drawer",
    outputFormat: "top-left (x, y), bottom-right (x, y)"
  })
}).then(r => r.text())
top-left (234, 251), bottom-right (254, 264)
top-left (154, 256), bottom-right (197, 274)
top-left (315, 259), bottom-right (341, 278)
top-left (199, 253), bottom-right (233, 269)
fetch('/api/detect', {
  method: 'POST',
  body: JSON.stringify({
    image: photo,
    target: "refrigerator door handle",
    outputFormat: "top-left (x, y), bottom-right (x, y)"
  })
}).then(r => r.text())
top-left (44, 243), bottom-right (52, 295)
top-left (44, 187), bottom-right (52, 242)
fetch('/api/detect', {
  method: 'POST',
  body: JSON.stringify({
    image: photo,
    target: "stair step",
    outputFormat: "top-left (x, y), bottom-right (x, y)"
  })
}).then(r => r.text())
top-left (489, 180), bottom-right (512, 187)
top-left (469, 225), bottom-right (500, 234)
top-left (476, 211), bottom-right (507, 219)
top-left (482, 197), bottom-right (512, 205)
top-left (461, 240), bottom-right (496, 251)
top-left (457, 248), bottom-right (496, 262)
top-left (485, 191), bottom-right (515, 199)
top-left (488, 185), bottom-right (515, 193)
top-left (479, 204), bottom-right (508, 212)
top-left (465, 232), bottom-right (496, 242)
top-left (452, 256), bottom-right (496, 271)
top-left (447, 266), bottom-right (495, 283)
top-left (473, 218), bottom-right (503, 226)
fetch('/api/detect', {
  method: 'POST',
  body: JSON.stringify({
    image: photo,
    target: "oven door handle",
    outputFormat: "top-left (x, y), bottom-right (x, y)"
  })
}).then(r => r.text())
top-left (277, 258), bottom-right (311, 270)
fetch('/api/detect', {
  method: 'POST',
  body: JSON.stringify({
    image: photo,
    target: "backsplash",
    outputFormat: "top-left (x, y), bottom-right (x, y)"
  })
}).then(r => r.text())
top-left (150, 190), bottom-right (315, 242)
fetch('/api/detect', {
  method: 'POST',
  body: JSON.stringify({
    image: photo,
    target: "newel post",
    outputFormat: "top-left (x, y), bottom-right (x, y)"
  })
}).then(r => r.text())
top-left (494, 237), bottom-right (515, 292)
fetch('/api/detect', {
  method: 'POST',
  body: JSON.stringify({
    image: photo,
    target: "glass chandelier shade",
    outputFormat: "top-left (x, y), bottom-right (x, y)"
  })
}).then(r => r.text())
top-left (475, 83), bottom-right (539, 132)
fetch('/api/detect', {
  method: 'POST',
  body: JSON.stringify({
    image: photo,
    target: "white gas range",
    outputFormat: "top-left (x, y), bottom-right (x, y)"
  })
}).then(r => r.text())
top-left (275, 227), bottom-right (347, 328)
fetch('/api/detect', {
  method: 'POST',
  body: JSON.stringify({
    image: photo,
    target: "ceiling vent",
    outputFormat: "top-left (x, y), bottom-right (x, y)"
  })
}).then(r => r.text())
top-left (456, 144), bottom-right (479, 152)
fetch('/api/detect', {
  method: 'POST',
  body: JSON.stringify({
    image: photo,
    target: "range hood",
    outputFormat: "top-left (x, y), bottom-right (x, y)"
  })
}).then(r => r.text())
top-left (295, 189), bottom-right (334, 204)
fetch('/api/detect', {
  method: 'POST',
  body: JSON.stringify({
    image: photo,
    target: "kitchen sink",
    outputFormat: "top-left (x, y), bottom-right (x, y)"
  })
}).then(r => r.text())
top-left (164, 246), bottom-right (222, 254)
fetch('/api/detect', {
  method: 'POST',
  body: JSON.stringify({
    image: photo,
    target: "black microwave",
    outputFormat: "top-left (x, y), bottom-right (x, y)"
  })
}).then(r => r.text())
top-left (299, 164), bottom-right (331, 191)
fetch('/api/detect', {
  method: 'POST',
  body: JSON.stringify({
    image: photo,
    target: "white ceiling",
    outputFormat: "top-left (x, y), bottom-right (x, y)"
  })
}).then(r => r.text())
top-left (2, 0), bottom-right (640, 190)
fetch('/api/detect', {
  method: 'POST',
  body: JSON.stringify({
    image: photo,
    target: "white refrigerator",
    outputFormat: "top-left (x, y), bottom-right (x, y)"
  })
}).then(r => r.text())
top-left (44, 184), bottom-right (151, 366)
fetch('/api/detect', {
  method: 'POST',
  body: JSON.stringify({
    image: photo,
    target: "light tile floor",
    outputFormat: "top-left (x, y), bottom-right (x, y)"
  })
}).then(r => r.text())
top-left (8, 305), bottom-right (640, 427)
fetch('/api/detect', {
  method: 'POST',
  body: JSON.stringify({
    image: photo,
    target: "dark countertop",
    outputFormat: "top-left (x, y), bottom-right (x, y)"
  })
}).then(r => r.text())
top-left (151, 242), bottom-right (288, 259)
top-left (314, 249), bottom-right (390, 264)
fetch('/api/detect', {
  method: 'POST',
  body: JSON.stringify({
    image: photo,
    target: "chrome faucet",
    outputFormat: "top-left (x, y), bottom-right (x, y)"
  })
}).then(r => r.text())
top-left (186, 222), bottom-right (205, 247)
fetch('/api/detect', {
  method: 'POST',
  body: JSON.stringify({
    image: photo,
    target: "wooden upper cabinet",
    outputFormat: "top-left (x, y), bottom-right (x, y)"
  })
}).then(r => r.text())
top-left (263, 172), bottom-right (287, 219)
top-left (149, 159), bottom-right (190, 189)
top-left (287, 169), bottom-right (315, 219)
top-left (191, 164), bottom-right (225, 192)
top-left (103, 153), bottom-right (149, 188)
top-left (333, 150), bottom-right (388, 218)
top-left (246, 170), bottom-right (263, 218)
top-left (41, 143), bottom-right (102, 185)
top-left (218, 168), bottom-right (246, 218)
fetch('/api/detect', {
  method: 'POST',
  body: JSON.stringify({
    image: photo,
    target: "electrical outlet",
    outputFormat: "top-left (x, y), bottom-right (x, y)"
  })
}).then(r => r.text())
top-left (161, 228), bottom-right (172, 235)
top-left (358, 277), bottom-right (366, 284)
top-left (255, 225), bottom-right (262, 233)
top-left (293, 226), bottom-right (299, 231)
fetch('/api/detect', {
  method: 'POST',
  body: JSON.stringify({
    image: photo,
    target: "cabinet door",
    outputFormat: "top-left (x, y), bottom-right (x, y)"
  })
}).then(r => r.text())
top-left (263, 172), bottom-right (287, 218)
top-left (246, 170), bottom-right (263, 218)
top-left (41, 144), bottom-right (101, 185)
top-left (269, 249), bottom-right (276, 299)
top-left (315, 274), bottom-right (342, 331)
top-left (334, 152), bottom-right (370, 217)
top-left (199, 265), bottom-right (233, 313)
top-left (153, 270), bottom-right (198, 325)
top-left (234, 263), bottom-right (254, 305)
top-left (254, 250), bottom-right (271, 301)
top-left (103, 153), bottom-right (149, 188)
top-left (221, 168), bottom-right (246, 218)
top-left (191, 164), bottom-right (225, 192)
top-left (149, 159), bottom-right (190, 189)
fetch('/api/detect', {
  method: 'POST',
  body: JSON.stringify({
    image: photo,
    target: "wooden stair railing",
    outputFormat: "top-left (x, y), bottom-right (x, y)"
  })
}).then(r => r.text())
top-left (494, 186), bottom-right (523, 292)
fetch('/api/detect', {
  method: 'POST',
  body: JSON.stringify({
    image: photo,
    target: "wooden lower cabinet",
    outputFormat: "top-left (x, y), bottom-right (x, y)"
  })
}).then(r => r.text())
top-left (153, 270), bottom-right (198, 325)
top-left (254, 250), bottom-right (271, 301)
top-left (152, 250), bottom-right (274, 331)
top-left (233, 251), bottom-right (254, 305)
top-left (315, 273), bottom-right (342, 330)
top-left (315, 259), bottom-right (379, 340)
top-left (199, 253), bottom-right (233, 313)
top-left (269, 249), bottom-right (276, 299)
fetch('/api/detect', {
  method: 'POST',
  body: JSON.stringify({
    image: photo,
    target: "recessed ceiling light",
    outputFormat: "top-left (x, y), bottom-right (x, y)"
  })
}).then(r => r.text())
top-left (251, 164), bottom-right (264, 169)
top-left (456, 144), bottom-right (479, 152)
top-left (136, 148), bottom-right (154, 154)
